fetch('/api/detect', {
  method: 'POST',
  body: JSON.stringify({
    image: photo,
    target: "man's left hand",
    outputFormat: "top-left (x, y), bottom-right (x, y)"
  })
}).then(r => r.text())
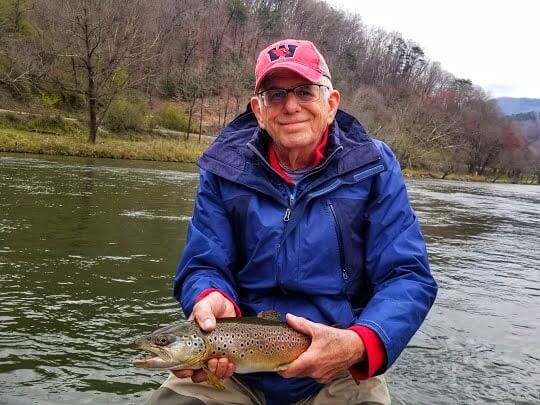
top-left (278, 313), bottom-right (365, 384)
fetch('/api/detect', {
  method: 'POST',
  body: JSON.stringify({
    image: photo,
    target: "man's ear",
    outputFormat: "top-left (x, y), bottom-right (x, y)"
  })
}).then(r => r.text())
top-left (250, 96), bottom-right (266, 130)
top-left (326, 90), bottom-right (341, 125)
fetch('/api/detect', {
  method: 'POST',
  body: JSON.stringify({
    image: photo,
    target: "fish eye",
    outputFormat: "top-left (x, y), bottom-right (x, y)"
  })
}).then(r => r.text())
top-left (154, 335), bottom-right (170, 346)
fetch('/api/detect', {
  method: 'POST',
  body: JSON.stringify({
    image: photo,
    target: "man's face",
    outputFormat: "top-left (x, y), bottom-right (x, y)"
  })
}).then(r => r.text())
top-left (251, 70), bottom-right (340, 153)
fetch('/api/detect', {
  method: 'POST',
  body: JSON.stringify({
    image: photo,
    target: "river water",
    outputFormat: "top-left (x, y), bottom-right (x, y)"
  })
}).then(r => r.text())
top-left (0, 153), bottom-right (538, 404)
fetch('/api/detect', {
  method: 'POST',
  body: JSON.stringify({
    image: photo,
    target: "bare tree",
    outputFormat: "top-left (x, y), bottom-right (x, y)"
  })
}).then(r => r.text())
top-left (35, 0), bottom-right (159, 142)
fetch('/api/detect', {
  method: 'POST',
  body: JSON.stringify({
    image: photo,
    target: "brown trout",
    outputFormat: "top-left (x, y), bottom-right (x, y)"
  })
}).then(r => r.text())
top-left (132, 311), bottom-right (310, 389)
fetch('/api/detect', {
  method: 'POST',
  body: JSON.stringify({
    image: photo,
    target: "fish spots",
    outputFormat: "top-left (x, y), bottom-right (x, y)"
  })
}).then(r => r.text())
top-left (199, 318), bottom-right (310, 368)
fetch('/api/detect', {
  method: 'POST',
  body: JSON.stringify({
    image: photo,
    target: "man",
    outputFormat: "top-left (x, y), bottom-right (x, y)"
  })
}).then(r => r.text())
top-left (149, 39), bottom-right (437, 404)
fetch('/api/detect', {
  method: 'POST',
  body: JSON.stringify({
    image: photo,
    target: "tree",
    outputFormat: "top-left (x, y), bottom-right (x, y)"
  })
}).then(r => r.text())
top-left (35, 0), bottom-right (159, 142)
top-left (0, 0), bottom-right (39, 99)
top-left (174, 67), bottom-right (209, 140)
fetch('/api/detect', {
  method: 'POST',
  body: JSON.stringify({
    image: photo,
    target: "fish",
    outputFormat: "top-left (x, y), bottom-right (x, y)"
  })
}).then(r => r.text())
top-left (132, 311), bottom-right (310, 389)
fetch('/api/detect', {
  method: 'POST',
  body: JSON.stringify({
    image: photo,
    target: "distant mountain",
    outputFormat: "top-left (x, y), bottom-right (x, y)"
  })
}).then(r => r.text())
top-left (496, 97), bottom-right (540, 115)
top-left (504, 107), bottom-right (540, 155)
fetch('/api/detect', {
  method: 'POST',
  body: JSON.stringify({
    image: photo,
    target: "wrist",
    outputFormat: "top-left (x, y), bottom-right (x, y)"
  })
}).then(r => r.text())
top-left (346, 329), bottom-right (366, 363)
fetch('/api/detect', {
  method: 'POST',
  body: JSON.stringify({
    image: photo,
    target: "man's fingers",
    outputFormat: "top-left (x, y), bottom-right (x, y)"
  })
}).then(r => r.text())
top-left (226, 362), bottom-right (235, 377)
top-left (207, 357), bottom-right (233, 378)
top-left (193, 302), bottom-right (216, 331)
top-left (285, 313), bottom-right (315, 336)
top-left (191, 369), bottom-right (208, 383)
top-left (215, 357), bottom-right (230, 377)
top-left (207, 358), bottom-right (218, 374)
top-left (172, 369), bottom-right (194, 379)
top-left (279, 352), bottom-right (313, 378)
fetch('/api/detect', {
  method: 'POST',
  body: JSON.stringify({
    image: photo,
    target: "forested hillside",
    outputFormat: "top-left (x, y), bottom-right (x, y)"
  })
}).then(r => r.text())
top-left (0, 0), bottom-right (538, 182)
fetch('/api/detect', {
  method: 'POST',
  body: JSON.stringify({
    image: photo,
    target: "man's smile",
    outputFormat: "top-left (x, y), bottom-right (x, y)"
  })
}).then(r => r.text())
top-left (279, 119), bottom-right (309, 126)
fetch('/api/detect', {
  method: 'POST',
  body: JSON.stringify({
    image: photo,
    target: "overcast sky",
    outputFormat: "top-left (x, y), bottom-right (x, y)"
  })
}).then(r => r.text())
top-left (328, 0), bottom-right (539, 99)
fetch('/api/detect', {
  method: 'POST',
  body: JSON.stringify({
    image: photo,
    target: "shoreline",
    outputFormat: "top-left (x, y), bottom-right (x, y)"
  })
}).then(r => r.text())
top-left (0, 127), bottom-right (208, 163)
top-left (1, 127), bottom-right (537, 185)
top-left (401, 168), bottom-right (538, 185)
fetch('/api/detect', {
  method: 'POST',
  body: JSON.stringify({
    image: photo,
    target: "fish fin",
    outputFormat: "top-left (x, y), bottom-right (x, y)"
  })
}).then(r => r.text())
top-left (202, 365), bottom-right (226, 391)
top-left (257, 310), bottom-right (281, 321)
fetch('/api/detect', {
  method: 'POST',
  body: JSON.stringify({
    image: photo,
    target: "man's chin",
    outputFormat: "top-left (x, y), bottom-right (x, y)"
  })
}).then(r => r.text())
top-left (279, 139), bottom-right (312, 151)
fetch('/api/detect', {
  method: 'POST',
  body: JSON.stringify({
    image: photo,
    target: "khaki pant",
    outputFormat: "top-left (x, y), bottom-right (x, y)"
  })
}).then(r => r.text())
top-left (147, 372), bottom-right (391, 405)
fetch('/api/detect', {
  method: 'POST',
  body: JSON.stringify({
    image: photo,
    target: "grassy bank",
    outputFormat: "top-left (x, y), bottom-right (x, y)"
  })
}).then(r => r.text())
top-left (402, 168), bottom-right (538, 185)
top-left (0, 127), bottom-right (209, 162)
top-left (1, 127), bottom-right (537, 184)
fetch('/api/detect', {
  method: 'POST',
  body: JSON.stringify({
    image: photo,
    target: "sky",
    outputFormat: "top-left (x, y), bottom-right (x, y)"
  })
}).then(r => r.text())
top-left (328, 0), bottom-right (539, 99)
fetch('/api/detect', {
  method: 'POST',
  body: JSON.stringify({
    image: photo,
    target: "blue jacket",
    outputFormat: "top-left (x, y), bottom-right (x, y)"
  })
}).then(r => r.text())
top-left (174, 106), bottom-right (437, 404)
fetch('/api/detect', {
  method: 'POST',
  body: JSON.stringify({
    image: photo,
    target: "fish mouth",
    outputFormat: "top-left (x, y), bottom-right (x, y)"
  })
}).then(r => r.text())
top-left (132, 352), bottom-right (156, 365)
top-left (132, 351), bottom-right (181, 369)
top-left (132, 340), bottom-right (179, 369)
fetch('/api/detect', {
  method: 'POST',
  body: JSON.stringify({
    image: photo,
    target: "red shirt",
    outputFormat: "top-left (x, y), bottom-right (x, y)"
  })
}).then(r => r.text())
top-left (267, 127), bottom-right (329, 186)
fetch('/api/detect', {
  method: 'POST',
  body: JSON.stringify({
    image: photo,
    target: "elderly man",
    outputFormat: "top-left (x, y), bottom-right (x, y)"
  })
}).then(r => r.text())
top-left (149, 39), bottom-right (437, 405)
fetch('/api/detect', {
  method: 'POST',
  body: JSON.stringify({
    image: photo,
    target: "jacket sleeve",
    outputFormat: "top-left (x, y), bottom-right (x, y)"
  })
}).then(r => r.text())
top-left (173, 169), bottom-right (239, 317)
top-left (354, 141), bottom-right (437, 371)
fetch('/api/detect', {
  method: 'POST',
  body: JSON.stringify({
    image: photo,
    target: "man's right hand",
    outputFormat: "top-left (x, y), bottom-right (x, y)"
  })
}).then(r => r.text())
top-left (172, 291), bottom-right (237, 382)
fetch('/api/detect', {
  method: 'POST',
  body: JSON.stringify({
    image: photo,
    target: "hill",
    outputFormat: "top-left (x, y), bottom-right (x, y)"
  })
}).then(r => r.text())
top-left (496, 97), bottom-right (540, 115)
top-left (506, 111), bottom-right (540, 155)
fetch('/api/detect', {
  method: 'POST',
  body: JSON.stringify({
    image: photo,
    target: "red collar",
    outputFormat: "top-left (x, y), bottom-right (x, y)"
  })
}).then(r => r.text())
top-left (268, 126), bottom-right (329, 186)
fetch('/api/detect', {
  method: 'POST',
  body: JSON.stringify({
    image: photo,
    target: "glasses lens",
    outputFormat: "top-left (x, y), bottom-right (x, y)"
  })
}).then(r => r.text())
top-left (294, 84), bottom-right (319, 102)
top-left (261, 84), bottom-right (323, 106)
top-left (264, 89), bottom-right (287, 105)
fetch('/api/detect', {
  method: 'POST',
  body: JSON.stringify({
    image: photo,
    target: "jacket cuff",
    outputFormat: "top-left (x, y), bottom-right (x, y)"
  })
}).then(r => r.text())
top-left (347, 325), bottom-right (386, 380)
top-left (194, 288), bottom-right (242, 317)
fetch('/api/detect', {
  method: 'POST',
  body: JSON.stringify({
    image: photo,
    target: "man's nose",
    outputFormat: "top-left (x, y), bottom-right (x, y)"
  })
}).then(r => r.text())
top-left (283, 91), bottom-right (301, 112)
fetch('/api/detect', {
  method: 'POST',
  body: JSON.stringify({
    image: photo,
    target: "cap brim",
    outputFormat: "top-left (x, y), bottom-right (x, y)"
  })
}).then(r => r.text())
top-left (255, 62), bottom-right (323, 92)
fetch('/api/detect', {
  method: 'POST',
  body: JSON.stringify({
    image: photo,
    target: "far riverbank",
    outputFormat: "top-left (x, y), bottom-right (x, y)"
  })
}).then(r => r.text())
top-left (0, 127), bottom-right (537, 184)
top-left (0, 127), bottom-right (208, 163)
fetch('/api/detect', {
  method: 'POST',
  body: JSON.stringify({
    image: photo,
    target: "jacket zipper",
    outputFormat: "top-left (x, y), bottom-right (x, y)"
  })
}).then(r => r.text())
top-left (283, 187), bottom-right (297, 222)
top-left (328, 202), bottom-right (349, 281)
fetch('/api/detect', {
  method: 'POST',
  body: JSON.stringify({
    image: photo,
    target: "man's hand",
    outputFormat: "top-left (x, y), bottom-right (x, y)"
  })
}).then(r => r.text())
top-left (279, 313), bottom-right (366, 384)
top-left (172, 292), bottom-right (237, 382)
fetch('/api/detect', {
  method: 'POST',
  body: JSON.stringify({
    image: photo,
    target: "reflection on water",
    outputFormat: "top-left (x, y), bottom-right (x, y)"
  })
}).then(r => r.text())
top-left (0, 153), bottom-right (539, 404)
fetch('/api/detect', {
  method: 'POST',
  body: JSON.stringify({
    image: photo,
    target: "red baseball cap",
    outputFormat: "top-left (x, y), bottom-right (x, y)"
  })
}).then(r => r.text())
top-left (254, 39), bottom-right (331, 93)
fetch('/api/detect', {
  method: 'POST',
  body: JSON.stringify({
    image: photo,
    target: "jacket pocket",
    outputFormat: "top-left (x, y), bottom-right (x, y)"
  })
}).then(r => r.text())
top-left (327, 201), bottom-right (350, 285)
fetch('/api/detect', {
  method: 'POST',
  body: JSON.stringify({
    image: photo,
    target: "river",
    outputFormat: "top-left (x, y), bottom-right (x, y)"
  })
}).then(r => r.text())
top-left (0, 153), bottom-right (538, 404)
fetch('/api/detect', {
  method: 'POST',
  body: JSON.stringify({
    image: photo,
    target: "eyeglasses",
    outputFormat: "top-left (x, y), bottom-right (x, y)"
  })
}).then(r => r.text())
top-left (257, 84), bottom-right (329, 107)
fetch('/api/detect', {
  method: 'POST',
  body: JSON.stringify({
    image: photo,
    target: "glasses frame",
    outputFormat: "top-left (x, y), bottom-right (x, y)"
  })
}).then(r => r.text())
top-left (257, 83), bottom-right (329, 107)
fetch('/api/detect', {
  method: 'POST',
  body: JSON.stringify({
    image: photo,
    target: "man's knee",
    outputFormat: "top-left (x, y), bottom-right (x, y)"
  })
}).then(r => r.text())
top-left (147, 386), bottom-right (205, 405)
top-left (305, 373), bottom-right (390, 405)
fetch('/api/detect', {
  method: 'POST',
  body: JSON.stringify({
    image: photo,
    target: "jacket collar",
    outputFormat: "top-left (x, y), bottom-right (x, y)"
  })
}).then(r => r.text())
top-left (196, 104), bottom-right (381, 198)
